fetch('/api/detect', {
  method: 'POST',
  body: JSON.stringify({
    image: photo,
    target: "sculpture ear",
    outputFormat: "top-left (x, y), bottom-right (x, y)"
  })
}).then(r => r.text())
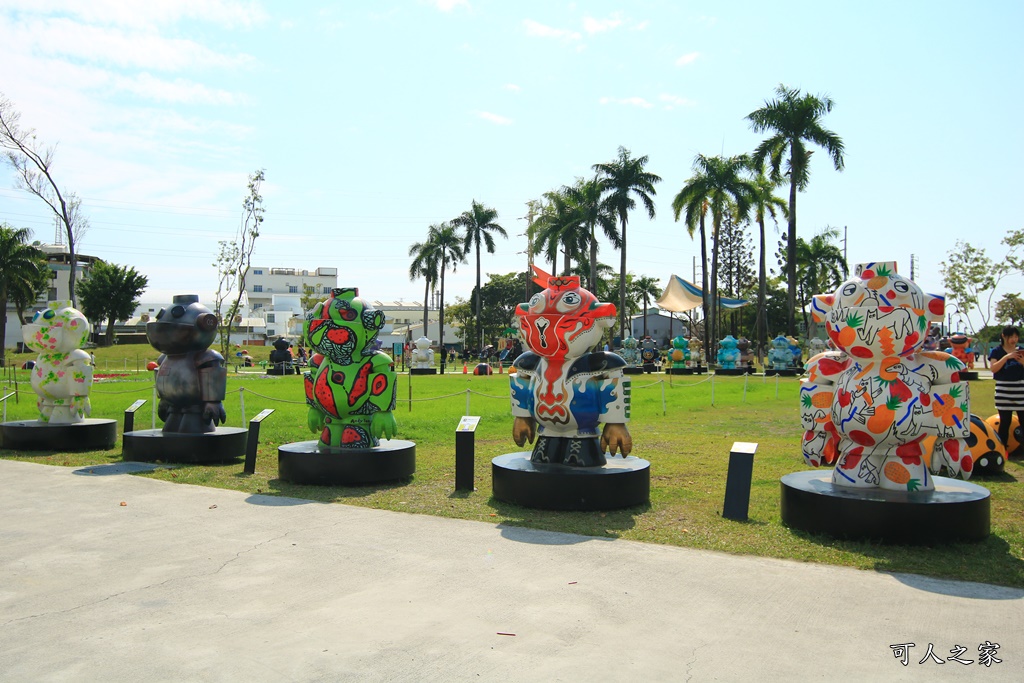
top-left (810, 294), bottom-right (834, 324)
top-left (924, 293), bottom-right (945, 321)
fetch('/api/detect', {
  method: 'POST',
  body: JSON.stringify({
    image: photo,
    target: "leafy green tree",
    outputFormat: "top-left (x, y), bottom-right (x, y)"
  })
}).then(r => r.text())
top-left (593, 146), bottom-right (662, 340)
top-left (408, 232), bottom-right (441, 332)
top-left (411, 222), bottom-right (465, 368)
top-left (672, 154), bottom-right (753, 351)
top-left (995, 293), bottom-right (1024, 327)
top-left (792, 228), bottom-right (846, 337)
top-left (532, 188), bottom-right (588, 276)
top-left (0, 224), bottom-right (47, 364)
top-left (743, 171), bottom-right (788, 355)
top-left (940, 236), bottom-right (1020, 336)
top-left (630, 275), bottom-right (662, 338)
top-left (451, 200), bottom-right (507, 352)
top-left (717, 209), bottom-right (756, 337)
top-left (466, 271), bottom-right (530, 346)
top-left (76, 261), bottom-right (149, 346)
top-left (214, 169), bottom-right (265, 357)
top-left (1, 92), bottom-right (90, 307)
top-left (747, 84), bottom-right (845, 336)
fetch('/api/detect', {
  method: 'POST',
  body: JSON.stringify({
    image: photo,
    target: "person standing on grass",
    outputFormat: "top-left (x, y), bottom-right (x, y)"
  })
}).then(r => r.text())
top-left (988, 325), bottom-right (1024, 447)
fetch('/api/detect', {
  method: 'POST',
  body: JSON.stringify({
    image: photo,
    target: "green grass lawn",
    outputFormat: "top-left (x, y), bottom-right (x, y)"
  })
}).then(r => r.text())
top-left (2, 344), bottom-right (1021, 588)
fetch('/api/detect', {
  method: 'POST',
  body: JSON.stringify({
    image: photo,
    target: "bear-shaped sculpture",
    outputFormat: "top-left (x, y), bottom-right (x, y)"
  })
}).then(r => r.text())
top-left (620, 336), bottom-right (641, 368)
top-left (949, 333), bottom-right (974, 370)
top-left (717, 335), bottom-right (740, 369)
top-left (670, 335), bottom-right (690, 368)
top-left (22, 301), bottom-right (93, 424)
top-left (510, 276), bottom-right (631, 467)
top-left (147, 295), bottom-right (227, 434)
top-left (304, 288), bottom-right (397, 450)
top-left (409, 336), bottom-right (434, 370)
top-left (688, 336), bottom-right (704, 367)
top-left (800, 261), bottom-right (972, 491)
top-left (769, 334), bottom-right (794, 370)
top-left (808, 337), bottom-right (827, 357)
top-left (737, 337), bottom-right (754, 368)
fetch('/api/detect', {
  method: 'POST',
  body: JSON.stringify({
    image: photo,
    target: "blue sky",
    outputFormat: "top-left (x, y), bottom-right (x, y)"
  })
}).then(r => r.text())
top-left (1, 0), bottom-right (1021, 331)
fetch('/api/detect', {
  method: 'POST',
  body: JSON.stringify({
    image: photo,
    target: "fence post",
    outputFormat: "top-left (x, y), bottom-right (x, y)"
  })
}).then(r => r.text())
top-left (661, 380), bottom-right (666, 416)
top-left (239, 387), bottom-right (246, 426)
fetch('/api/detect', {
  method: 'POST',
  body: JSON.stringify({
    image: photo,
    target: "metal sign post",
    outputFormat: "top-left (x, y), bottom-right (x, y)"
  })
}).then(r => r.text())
top-left (455, 415), bottom-right (481, 491)
top-left (243, 408), bottom-right (275, 475)
top-left (123, 399), bottom-right (147, 434)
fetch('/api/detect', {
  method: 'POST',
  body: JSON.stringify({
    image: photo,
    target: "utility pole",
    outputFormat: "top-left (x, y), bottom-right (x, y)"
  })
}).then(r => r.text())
top-left (910, 253), bottom-right (916, 281)
top-left (521, 200), bottom-right (538, 302)
top-left (842, 225), bottom-right (848, 276)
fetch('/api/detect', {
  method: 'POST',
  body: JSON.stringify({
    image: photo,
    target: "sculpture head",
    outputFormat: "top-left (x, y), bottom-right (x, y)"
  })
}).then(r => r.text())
top-left (810, 262), bottom-right (944, 359)
top-left (305, 288), bottom-right (386, 365)
top-left (272, 337), bottom-right (290, 352)
top-left (146, 295), bottom-right (219, 354)
top-left (719, 335), bottom-right (738, 350)
top-left (672, 336), bottom-right (689, 351)
top-left (22, 301), bottom-right (90, 354)
top-left (689, 337), bottom-right (702, 353)
top-left (771, 334), bottom-right (790, 351)
top-left (514, 276), bottom-right (615, 359)
top-left (414, 336), bottom-right (432, 351)
top-left (622, 336), bottom-right (638, 350)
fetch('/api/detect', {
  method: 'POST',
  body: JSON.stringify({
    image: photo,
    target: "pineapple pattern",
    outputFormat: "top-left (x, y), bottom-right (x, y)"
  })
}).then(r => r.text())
top-left (800, 262), bottom-right (973, 491)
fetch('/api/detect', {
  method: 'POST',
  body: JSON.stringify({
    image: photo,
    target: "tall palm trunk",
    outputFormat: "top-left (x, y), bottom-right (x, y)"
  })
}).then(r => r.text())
top-left (642, 294), bottom-right (649, 338)
top-left (475, 241), bottom-right (482, 352)
top-left (439, 259), bottom-right (446, 373)
top-left (755, 215), bottom-right (768, 361)
top-left (699, 213), bottom-right (709, 359)
top-left (618, 213), bottom-right (627, 341)
top-left (787, 157), bottom-right (798, 336)
top-left (589, 225), bottom-right (598, 293)
top-left (422, 279), bottom-right (430, 332)
top-left (710, 212), bottom-right (721, 351)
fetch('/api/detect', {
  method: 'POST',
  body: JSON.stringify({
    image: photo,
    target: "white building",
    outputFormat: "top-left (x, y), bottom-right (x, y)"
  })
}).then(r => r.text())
top-left (3, 243), bottom-right (100, 350)
top-left (245, 266), bottom-right (338, 314)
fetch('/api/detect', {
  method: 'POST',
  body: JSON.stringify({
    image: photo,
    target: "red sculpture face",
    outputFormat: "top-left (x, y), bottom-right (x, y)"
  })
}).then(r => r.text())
top-left (515, 276), bottom-right (616, 359)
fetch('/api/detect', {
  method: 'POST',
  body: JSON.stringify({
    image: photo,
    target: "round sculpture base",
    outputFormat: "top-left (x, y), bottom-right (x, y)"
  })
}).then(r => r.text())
top-left (266, 366), bottom-right (297, 376)
top-left (765, 368), bottom-right (802, 377)
top-left (714, 367), bottom-right (754, 376)
top-left (409, 368), bottom-right (437, 375)
top-left (492, 452), bottom-right (650, 511)
top-left (642, 363), bottom-right (658, 373)
top-left (0, 419), bottom-right (117, 451)
top-left (278, 439), bottom-right (416, 485)
top-left (622, 366), bottom-right (645, 375)
top-left (122, 427), bottom-right (248, 463)
top-left (666, 367), bottom-right (697, 375)
top-left (960, 371), bottom-right (980, 381)
top-left (780, 470), bottom-right (990, 544)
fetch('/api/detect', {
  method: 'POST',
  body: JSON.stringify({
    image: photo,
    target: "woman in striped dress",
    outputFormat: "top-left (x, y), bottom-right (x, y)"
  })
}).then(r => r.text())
top-left (988, 325), bottom-right (1024, 447)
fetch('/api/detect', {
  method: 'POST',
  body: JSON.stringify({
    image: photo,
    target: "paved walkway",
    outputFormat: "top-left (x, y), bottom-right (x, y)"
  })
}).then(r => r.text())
top-left (1, 458), bottom-right (1020, 682)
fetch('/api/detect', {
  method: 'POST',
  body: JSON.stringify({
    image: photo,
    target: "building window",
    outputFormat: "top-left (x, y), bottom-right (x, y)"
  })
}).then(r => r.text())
top-left (47, 287), bottom-right (57, 301)
top-left (266, 314), bottom-right (276, 323)
top-left (253, 269), bottom-right (263, 275)
top-left (288, 285), bottom-right (298, 294)
top-left (50, 270), bottom-right (58, 280)
top-left (253, 303), bottom-right (262, 310)
top-left (253, 285), bottom-right (263, 292)
top-left (267, 329), bottom-right (275, 336)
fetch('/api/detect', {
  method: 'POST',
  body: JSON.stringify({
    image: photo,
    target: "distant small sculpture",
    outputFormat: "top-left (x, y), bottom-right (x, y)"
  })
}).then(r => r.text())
top-left (769, 334), bottom-right (794, 370)
top-left (737, 337), bottom-right (754, 368)
top-left (949, 333), bottom-right (975, 369)
top-left (620, 336), bottom-right (641, 368)
top-left (409, 336), bottom-right (435, 370)
top-left (669, 335), bottom-right (690, 368)
top-left (304, 288), bottom-right (397, 450)
top-left (922, 325), bottom-right (941, 352)
top-left (147, 295), bottom-right (226, 434)
top-left (688, 336), bottom-right (704, 367)
top-left (717, 335), bottom-right (740, 369)
top-left (269, 337), bottom-right (293, 367)
top-left (640, 336), bottom-right (659, 367)
top-left (510, 276), bottom-right (631, 467)
top-left (787, 336), bottom-right (803, 367)
top-left (23, 301), bottom-right (93, 424)
top-left (807, 337), bottom-right (827, 358)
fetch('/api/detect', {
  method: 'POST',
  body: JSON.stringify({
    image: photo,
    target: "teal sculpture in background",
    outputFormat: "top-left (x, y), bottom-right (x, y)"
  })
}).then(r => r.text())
top-left (23, 301), bottom-right (93, 424)
top-left (304, 288), bottom-right (398, 450)
top-left (620, 335), bottom-right (641, 369)
top-left (769, 334), bottom-right (794, 370)
top-left (717, 335), bottom-right (740, 369)
top-left (670, 335), bottom-right (690, 369)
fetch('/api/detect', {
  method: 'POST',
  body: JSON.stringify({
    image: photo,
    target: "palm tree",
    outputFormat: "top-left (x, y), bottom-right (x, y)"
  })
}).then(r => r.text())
top-left (747, 84), bottom-right (845, 336)
top-left (744, 171), bottom-right (788, 358)
top-left (791, 228), bottom-right (846, 336)
top-left (451, 200), bottom-right (507, 352)
top-left (0, 224), bottom-right (46, 366)
top-left (593, 146), bottom-right (661, 341)
top-left (531, 189), bottom-right (588, 276)
top-left (631, 275), bottom-right (662, 338)
top-left (408, 233), bottom-right (441, 334)
top-left (672, 154), bottom-right (754, 353)
top-left (563, 175), bottom-right (619, 292)
top-left (431, 223), bottom-right (466, 370)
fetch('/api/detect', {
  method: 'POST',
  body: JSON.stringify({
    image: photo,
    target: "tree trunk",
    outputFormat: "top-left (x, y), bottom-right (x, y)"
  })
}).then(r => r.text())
top-left (642, 294), bottom-right (648, 338)
top-left (475, 240), bottom-right (483, 352)
top-left (787, 158), bottom-right (798, 337)
top-left (699, 213), bottom-right (710, 360)
top-left (756, 215), bottom-right (767, 361)
top-left (439, 259), bottom-right (446, 374)
top-left (0, 293), bottom-right (7, 367)
top-left (422, 279), bottom-right (429, 332)
top-left (619, 214), bottom-right (627, 342)
top-left (589, 223), bottom-right (597, 293)
top-left (105, 315), bottom-right (116, 346)
top-left (710, 212), bottom-right (721, 350)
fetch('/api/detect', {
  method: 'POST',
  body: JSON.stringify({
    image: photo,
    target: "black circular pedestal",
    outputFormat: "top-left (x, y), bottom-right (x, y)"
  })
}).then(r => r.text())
top-left (492, 451), bottom-right (650, 511)
top-left (409, 368), bottom-right (437, 375)
top-left (0, 419), bottom-right (117, 451)
top-left (960, 371), bottom-right (979, 381)
top-left (122, 427), bottom-right (248, 463)
top-left (622, 366), bottom-right (645, 375)
top-left (780, 470), bottom-right (990, 544)
top-left (278, 439), bottom-right (416, 485)
top-left (765, 368), bottom-right (802, 377)
top-left (714, 367), bottom-right (754, 376)
top-left (266, 365), bottom-right (298, 376)
top-left (666, 367), bottom-right (697, 375)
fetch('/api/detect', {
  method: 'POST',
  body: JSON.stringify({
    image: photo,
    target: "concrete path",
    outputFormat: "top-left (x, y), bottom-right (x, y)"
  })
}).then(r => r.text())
top-left (1, 458), bottom-right (1020, 682)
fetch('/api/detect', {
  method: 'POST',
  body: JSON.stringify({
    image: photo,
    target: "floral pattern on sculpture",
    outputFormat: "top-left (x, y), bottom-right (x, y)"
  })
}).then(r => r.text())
top-left (22, 300), bottom-right (93, 424)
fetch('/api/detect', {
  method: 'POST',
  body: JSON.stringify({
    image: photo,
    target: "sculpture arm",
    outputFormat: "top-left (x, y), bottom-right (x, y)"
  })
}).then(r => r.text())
top-left (196, 351), bottom-right (227, 425)
top-left (600, 423), bottom-right (632, 457)
top-left (799, 356), bottom-right (842, 467)
top-left (922, 356), bottom-right (972, 479)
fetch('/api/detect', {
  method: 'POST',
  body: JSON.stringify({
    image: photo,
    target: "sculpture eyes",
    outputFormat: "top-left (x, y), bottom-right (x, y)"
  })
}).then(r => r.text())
top-left (43, 309), bottom-right (55, 320)
top-left (842, 284), bottom-right (857, 296)
top-left (528, 293), bottom-right (544, 312)
top-left (171, 305), bottom-right (186, 318)
top-left (556, 291), bottom-right (582, 313)
top-left (893, 281), bottom-right (909, 293)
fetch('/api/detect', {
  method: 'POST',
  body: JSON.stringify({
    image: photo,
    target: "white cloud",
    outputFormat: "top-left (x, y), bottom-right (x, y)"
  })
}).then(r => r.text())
top-left (675, 52), bottom-right (700, 67)
top-left (523, 19), bottom-right (581, 41)
top-left (659, 94), bottom-right (695, 110)
top-left (582, 13), bottom-right (622, 34)
top-left (430, 0), bottom-right (469, 12)
top-left (477, 111), bottom-right (513, 125)
top-left (599, 96), bottom-right (653, 109)
top-left (503, 83), bottom-right (521, 93)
